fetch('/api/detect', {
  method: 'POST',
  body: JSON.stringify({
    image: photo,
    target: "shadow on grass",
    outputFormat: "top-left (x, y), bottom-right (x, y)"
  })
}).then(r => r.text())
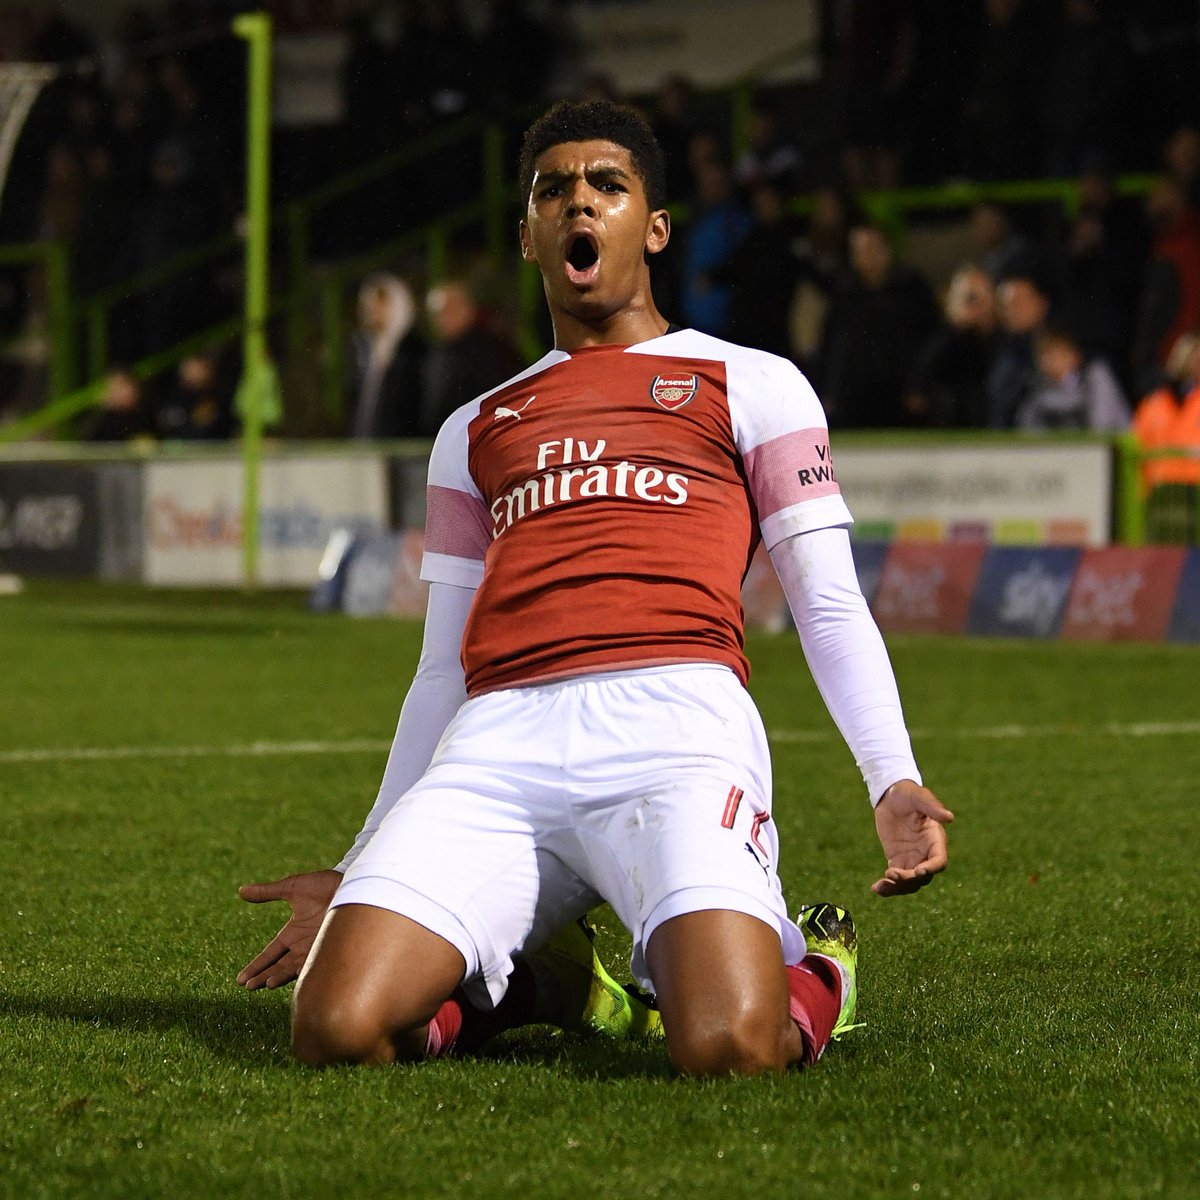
top-left (0, 990), bottom-right (678, 1079)
top-left (475, 1028), bottom-right (676, 1081)
top-left (0, 989), bottom-right (293, 1064)
top-left (51, 616), bottom-right (287, 639)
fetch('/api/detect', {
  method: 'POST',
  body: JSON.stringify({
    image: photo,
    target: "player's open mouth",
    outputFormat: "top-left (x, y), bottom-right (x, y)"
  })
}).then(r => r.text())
top-left (564, 232), bottom-right (600, 285)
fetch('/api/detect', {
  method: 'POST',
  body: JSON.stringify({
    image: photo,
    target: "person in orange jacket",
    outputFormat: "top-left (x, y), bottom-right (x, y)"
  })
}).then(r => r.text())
top-left (1132, 331), bottom-right (1200, 488)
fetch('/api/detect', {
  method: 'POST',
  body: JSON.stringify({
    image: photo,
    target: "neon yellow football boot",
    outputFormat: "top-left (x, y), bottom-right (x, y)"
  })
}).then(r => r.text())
top-left (528, 917), bottom-right (663, 1039)
top-left (797, 902), bottom-right (863, 1039)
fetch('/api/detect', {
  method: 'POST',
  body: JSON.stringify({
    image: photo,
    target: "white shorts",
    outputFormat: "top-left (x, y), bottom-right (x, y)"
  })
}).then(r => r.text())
top-left (333, 663), bottom-right (807, 1006)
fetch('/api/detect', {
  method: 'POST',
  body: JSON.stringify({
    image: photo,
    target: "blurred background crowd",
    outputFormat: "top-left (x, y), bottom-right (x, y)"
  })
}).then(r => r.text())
top-left (1, 0), bottom-right (1199, 449)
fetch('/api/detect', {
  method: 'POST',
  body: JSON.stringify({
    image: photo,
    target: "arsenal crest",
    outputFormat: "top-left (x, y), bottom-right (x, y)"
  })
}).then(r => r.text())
top-left (650, 373), bottom-right (697, 411)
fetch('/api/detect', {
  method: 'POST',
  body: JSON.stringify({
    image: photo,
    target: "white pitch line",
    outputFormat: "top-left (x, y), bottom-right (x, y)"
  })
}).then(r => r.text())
top-left (770, 720), bottom-right (1200, 744)
top-left (3, 721), bottom-right (1200, 766)
top-left (0, 739), bottom-right (392, 765)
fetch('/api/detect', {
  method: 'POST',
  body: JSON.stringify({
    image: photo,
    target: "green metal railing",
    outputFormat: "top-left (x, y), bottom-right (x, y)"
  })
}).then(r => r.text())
top-left (1113, 433), bottom-right (1200, 546)
top-left (81, 230), bottom-right (241, 382)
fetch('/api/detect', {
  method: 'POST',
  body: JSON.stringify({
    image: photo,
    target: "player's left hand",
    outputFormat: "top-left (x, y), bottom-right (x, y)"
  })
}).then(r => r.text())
top-left (235, 869), bottom-right (343, 990)
top-left (871, 779), bottom-right (954, 896)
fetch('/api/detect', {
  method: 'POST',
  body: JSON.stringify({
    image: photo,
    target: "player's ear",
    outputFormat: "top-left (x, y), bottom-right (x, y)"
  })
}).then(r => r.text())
top-left (644, 208), bottom-right (670, 258)
top-left (519, 220), bottom-right (537, 264)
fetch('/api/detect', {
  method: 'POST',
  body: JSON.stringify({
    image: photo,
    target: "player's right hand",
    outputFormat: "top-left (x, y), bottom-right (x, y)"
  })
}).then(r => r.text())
top-left (235, 869), bottom-right (343, 990)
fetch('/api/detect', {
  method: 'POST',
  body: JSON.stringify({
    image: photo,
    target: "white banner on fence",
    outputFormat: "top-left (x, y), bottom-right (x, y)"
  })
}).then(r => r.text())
top-left (834, 442), bottom-right (1112, 546)
top-left (143, 454), bottom-right (388, 586)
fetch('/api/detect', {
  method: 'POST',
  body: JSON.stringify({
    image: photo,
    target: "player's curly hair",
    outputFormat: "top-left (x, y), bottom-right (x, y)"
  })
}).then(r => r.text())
top-left (518, 100), bottom-right (668, 212)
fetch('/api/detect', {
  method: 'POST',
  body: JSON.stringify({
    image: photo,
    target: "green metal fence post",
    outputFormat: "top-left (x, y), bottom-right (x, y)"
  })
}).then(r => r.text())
top-left (233, 11), bottom-right (272, 588)
top-left (1113, 433), bottom-right (1146, 546)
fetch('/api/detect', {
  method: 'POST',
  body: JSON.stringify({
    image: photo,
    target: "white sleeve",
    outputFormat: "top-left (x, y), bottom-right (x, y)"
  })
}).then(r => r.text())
top-left (769, 525), bottom-right (922, 806)
top-left (334, 580), bottom-right (474, 873)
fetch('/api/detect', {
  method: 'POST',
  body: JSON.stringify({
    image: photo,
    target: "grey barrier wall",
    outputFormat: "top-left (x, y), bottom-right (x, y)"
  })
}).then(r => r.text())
top-left (96, 463), bottom-right (145, 580)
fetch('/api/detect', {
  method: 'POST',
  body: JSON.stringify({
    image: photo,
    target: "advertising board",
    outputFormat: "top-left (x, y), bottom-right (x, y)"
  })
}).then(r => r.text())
top-left (872, 541), bottom-right (987, 634)
top-left (966, 546), bottom-right (1082, 639)
top-left (143, 453), bottom-right (388, 586)
top-left (836, 441), bottom-right (1112, 547)
top-left (0, 464), bottom-right (100, 575)
top-left (1060, 546), bottom-right (1186, 642)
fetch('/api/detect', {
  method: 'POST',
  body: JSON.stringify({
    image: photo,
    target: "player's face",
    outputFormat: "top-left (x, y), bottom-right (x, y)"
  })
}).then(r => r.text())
top-left (520, 140), bottom-right (669, 323)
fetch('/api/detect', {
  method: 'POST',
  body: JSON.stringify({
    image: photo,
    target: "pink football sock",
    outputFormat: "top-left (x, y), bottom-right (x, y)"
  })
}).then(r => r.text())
top-left (785, 954), bottom-right (843, 1066)
top-left (423, 961), bottom-right (539, 1058)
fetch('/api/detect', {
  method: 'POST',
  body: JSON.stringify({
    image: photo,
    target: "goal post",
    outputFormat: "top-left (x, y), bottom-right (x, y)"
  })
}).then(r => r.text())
top-left (0, 63), bottom-right (57, 215)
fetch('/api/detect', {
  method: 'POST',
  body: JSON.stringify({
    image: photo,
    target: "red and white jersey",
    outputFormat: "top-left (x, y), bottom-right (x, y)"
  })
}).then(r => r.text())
top-left (421, 328), bottom-right (853, 696)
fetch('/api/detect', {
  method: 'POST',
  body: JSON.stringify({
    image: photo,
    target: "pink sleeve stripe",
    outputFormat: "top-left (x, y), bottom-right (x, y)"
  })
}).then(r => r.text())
top-left (743, 427), bottom-right (841, 518)
top-left (424, 484), bottom-right (490, 561)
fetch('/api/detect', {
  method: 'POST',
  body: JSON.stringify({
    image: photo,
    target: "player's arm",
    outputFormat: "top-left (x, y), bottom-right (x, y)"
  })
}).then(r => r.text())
top-left (236, 580), bottom-right (473, 989)
top-left (769, 526), bottom-right (954, 895)
top-left (334, 579), bottom-right (473, 873)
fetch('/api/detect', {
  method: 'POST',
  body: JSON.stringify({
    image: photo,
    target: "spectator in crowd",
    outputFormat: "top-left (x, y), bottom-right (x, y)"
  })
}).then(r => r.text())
top-left (733, 95), bottom-right (804, 196)
top-left (987, 270), bottom-right (1052, 427)
top-left (968, 201), bottom-right (1037, 284)
top-left (420, 278), bottom-right (520, 436)
top-left (962, 0), bottom-right (1045, 180)
top-left (107, 63), bottom-right (160, 207)
top-left (649, 75), bottom-right (700, 203)
top-left (480, 0), bottom-right (558, 113)
top-left (81, 366), bottom-right (154, 443)
top-left (1040, 0), bottom-right (1130, 177)
top-left (818, 221), bottom-right (939, 427)
top-left (156, 57), bottom-right (232, 218)
top-left (72, 143), bottom-right (133, 299)
top-left (349, 273), bottom-right (425, 440)
top-left (679, 132), bottom-right (752, 338)
top-left (36, 142), bottom-right (86, 244)
top-left (723, 181), bottom-right (803, 360)
top-left (788, 184), bottom-right (859, 375)
top-left (1161, 125), bottom-right (1200, 207)
top-left (340, 9), bottom-right (404, 164)
top-left (1131, 175), bottom-right (1200, 395)
top-left (130, 135), bottom-right (222, 356)
top-left (825, 0), bottom-right (918, 191)
top-left (382, 1), bottom-right (433, 135)
top-left (158, 347), bottom-right (237, 440)
top-left (1016, 325), bottom-right (1129, 431)
top-left (906, 264), bottom-right (999, 428)
top-left (1053, 159), bottom-right (1149, 377)
top-left (61, 82), bottom-right (105, 160)
top-left (419, 0), bottom-right (480, 122)
top-left (1132, 331), bottom-right (1200, 490)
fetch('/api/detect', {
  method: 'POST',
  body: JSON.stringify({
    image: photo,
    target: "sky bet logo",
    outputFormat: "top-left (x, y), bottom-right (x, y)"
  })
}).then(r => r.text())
top-left (797, 444), bottom-right (836, 488)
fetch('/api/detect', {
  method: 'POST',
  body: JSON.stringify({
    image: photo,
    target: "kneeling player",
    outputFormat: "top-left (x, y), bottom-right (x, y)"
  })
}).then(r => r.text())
top-left (237, 99), bottom-right (952, 1075)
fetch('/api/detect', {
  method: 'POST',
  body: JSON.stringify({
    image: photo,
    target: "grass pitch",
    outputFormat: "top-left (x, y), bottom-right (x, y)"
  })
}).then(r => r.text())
top-left (2, 582), bottom-right (1198, 1199)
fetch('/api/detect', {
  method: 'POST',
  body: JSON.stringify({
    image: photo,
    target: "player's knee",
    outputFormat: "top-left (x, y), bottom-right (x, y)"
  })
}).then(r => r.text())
top-left (290, 993), bottom-right (391, 1067)
top-left (666, 1008), bottom-right (788, 1077)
